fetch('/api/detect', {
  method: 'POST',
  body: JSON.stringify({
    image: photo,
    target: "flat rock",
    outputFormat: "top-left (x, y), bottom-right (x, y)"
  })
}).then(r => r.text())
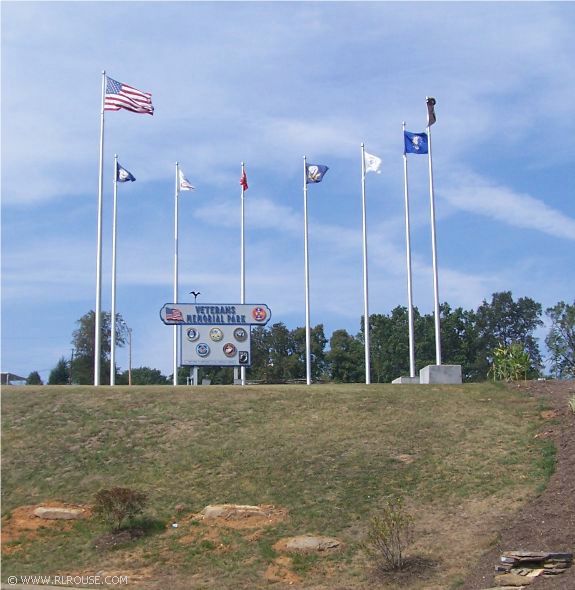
top-left (201, 504), bottom-right (269, 520)
top-left (275, 534), bottom-right (342, 553)
top-left (494, 573), bottom-right (533, 586)
top-left (33, 506), bottom-right (86, 520)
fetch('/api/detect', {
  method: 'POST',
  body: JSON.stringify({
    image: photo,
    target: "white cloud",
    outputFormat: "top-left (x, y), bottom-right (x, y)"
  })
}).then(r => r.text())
top-left (442, 170), bottom-right (575, 241)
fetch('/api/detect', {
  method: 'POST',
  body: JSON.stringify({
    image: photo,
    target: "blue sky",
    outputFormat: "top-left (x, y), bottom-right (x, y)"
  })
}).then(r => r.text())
top-left (2, 1), bottom-right (574, 381)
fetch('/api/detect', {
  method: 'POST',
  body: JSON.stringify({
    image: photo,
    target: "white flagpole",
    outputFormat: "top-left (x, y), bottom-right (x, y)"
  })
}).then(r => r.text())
top-left (94, 70), bottom-right (106, 386)
top-left (110, 154), bottom-right (118, 386)
top-left (426, 99), bottom-right (442, 366)
top-left (173, 162), bottom-right (180, 386)
top-left (303, 156), bottom-right (312, 386)
top-left (240, 162), bottom-right (246, 386)
top-left (360, 144), bottom-right (371, 385)
top-left (402, 122), bottom-right (416, 378)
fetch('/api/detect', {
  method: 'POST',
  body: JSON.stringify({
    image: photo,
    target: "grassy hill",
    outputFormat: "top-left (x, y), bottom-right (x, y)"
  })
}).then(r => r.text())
top-left (1, 383), bottom-right (555, 589)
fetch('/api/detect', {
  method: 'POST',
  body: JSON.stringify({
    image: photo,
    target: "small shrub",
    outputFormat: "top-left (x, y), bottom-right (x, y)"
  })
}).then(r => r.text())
top-left (93, 487), bottom-right (148, 531)
top-left (362, 495), bottom-right (414, 573)
top-left (569, 395), bottom-right (575, 414)
top-left (489, 343), bottom-right (530, 382)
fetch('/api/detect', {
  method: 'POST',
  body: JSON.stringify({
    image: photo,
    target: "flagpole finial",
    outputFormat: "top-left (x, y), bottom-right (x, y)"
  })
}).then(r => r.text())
top-left (361, 142), bottom-right (364, 148)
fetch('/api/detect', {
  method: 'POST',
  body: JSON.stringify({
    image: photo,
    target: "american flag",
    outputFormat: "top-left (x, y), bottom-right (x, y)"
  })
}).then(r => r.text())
top-left (104, 77), bottom-right (154, 115)
top-left (165, 307), bottom-right (184, 322)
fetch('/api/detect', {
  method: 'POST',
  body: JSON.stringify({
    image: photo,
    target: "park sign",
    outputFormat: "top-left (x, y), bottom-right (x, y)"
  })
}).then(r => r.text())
top-left (160, 303), bottom-right (271, 368)
top-left (159, 303), bottom-right (271, 326)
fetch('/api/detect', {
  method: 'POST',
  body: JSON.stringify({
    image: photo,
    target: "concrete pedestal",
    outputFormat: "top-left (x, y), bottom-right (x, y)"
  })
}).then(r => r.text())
top-left (392, 376), bottom-right (420, 384)
top-left (419, 364), bottom-right (462, 384)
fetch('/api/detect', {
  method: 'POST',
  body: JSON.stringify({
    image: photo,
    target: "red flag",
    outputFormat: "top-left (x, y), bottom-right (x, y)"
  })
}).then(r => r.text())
top-left (240, 169), bottom-right (248, 191)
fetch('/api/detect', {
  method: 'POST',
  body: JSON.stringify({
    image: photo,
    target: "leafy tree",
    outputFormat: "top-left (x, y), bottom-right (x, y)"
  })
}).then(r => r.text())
top-left (247, 323), bottom-right (327, 383)
top-left (545, 300), bottom-right (575, 379)
top-left (292, 324), bottom-right (328, 382)
top-left (438, 304), bottom-right (482, 381)
top-left (475, 292), bottom-right (543, 379)
top-left (248, 325), bottom-right (269, 381)
top-left (26, 371), bottom-right (43, 385)
top-left (48, 357), bottom-right (70, 385)
top-left (327, 329), bottom-right (364, 382)
top-left (266, 322), bottom-right (299, 382)
top-left (118, 367), bottom-right (169, 385)
top-left (71, 311), bottom-right (127, 384)
top-left (370, 307), bottom-right (415, 383)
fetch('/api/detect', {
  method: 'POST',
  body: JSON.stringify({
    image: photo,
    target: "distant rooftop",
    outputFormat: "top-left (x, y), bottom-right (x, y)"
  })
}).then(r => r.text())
top-left (1, 372), bottom-right (27, 385)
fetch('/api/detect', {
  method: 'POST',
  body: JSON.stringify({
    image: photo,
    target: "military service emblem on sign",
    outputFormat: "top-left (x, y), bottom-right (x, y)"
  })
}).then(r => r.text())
top-left (186, 328), bottom-right (200, 342)
top-left (196, 343), bottom-right (210, 357)
top-left (252, 306), bottom-right (267, 322)
top-left (209, 328), bottom-right (224, 342)
top-left (223, 343), bottom-right (237, 357)
top-left (233, 327), bottom-right (248, 342)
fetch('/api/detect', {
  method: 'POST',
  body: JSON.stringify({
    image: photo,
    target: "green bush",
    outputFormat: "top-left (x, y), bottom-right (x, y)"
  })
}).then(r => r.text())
top-left (489, 343), bottom-right (530, 381)
top-left (569, 395), bottom-right (575, 414)
top-left (93, 487), bottom-right (148, 531)
top-left (362, 495), bottom-right (414, 573)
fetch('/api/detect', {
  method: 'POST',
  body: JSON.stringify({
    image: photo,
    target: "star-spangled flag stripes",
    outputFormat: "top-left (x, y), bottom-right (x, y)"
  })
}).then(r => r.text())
top-left (116, 163), bottom-right (135, 182)
top-left (404, 131), bottom-right (428, 154)
top-left (165, 307), bottom-right (184, 322)
top-left (104, 77), bottom-right (154, 115)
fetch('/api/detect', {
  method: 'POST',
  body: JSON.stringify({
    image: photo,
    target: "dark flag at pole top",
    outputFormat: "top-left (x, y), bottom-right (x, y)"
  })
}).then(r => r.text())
top-left (426, 97), bottom-right (437, 127)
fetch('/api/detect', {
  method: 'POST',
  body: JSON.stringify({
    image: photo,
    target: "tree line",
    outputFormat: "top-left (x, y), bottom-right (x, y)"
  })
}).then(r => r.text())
top-left (33, 292), bottom-right (574, 386)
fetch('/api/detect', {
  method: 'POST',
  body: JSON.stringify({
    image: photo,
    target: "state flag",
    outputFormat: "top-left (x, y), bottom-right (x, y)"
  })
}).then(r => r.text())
top-left (404, 131), bottom-right (428, 154)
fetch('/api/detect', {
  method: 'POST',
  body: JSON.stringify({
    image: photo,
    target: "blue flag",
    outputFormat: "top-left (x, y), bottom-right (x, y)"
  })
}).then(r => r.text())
top-left (404, 131), bottom-right (428, 155)
top-left (306, 164), bottom-right (329, 184)
top-left (117, 163), bottom-right (136, 182)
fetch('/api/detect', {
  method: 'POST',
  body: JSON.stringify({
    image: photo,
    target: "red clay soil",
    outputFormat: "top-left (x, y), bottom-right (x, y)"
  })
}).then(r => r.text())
top-left (462, 380), bottom-right (575, 590)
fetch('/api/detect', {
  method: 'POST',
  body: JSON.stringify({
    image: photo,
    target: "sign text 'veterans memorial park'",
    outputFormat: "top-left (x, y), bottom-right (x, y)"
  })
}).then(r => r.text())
top-left (159, 303), bottom-right (271, 367)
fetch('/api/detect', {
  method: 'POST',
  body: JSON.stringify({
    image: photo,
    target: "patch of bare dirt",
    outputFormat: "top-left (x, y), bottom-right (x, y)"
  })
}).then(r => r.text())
top-left (198, 503), bottom-right (288, 529)
top-left (1, 502), bottom-right (90, 553)
top-left (92, 527), bottom-right (146, 551)
top-left (264, 555), bottom-right (303, 585)
top-left (462, 380), bottom-right (575, 590)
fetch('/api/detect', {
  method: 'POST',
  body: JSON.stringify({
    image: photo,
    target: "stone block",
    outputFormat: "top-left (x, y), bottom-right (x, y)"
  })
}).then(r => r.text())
top-left (419, 364), bottom-right (462, 384)
top-left (392, 376), bottom-right (420, 384)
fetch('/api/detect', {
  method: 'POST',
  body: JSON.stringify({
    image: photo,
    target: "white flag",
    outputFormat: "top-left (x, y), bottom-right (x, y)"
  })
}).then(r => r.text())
top-left (179, 169), bottom-right (196, 191)
top-left (364, 151), bottom-right (382, 174)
